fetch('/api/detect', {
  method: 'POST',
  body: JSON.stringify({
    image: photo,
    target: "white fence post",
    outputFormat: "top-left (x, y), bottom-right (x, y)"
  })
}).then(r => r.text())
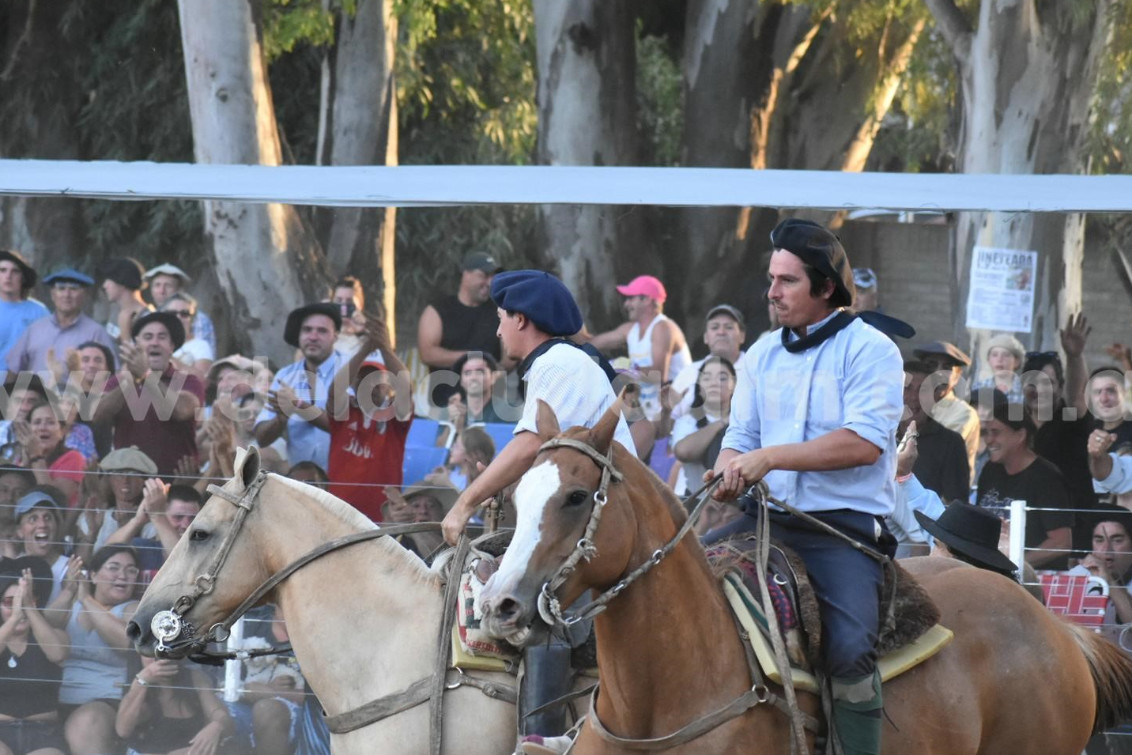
top-left (223, 617), bottom-right (245, 703)
top-left (1008, 500), bottom-right (1027, 582)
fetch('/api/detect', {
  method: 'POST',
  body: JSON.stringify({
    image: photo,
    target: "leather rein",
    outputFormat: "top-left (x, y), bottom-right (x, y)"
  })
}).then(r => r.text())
top-left (147, 471), bottom-right (516, 755)
top-left (530, 439), bottom-right (822, 752)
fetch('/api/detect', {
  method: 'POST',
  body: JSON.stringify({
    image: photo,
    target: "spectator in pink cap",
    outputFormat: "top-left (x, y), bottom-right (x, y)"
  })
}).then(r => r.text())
top-left (585, 274), bottom-right (691, 436)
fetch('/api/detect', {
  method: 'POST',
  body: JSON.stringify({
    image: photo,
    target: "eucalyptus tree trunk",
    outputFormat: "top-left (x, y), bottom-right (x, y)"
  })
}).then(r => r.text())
top-left (0, 0), bottom-right (84, 271)
top-left (533, 0), bottom-right (640, 330)
top-left (323, 0), bottom-right (399, 337)
top-left (677, 1), bottom-right (923, 333)
top-left (178, 0), bottom-right (330, 366)
top-left (924, 0), bottom-right (1112, 361)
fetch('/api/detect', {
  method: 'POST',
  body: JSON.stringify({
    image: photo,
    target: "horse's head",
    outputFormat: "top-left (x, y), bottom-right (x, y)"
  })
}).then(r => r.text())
top-left (479, 392), bottom-right (638, 645)
top-left (127, 445), bottom-right (273, 658)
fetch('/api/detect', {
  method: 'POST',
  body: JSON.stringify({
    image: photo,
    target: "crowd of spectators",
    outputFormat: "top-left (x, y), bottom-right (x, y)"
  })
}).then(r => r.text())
top-left (4, 240), bottom-right (1132, 752)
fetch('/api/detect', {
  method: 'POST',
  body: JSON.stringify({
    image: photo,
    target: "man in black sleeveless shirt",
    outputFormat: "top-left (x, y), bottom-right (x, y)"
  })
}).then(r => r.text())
top-left (417, 251), bottom-right (505, 410)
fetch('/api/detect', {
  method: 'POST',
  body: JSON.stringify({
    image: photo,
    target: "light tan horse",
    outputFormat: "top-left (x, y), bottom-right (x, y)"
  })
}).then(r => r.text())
top-left (128, 447), bottom-right (518, 755)
top-left (478, 399), bottom-right (1132, 753)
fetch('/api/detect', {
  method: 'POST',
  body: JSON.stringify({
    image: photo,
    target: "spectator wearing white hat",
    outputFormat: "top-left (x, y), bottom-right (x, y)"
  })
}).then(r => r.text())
top-left (143, 263), bottom-right (216, 355)
top-left (972, 333), bottom-right (1025, 404)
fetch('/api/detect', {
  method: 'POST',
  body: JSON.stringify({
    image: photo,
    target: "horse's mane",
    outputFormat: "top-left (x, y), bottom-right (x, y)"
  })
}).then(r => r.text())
top-left (268, 474), bottom-right (440, 586)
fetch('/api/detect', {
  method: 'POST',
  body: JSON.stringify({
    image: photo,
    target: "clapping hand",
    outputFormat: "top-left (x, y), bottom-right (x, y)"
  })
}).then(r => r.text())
top-left (142, 478), bottom-right (169, 517)
top-left (897, 420), bottom-right (919, 478)
top-left (11, 420), bottom-right (43, 460)
top-left (362, 311), bottom-right (392, 352)
top-left (118, 342), bottom-right (148, 381)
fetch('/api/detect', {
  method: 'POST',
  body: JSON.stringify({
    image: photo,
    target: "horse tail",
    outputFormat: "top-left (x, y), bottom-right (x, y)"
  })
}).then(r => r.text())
top-left (1066, 622), bottom-right (1132, 732)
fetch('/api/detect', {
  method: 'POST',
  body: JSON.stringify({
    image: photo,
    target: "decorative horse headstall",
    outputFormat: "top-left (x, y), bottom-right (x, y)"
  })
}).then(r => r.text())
top-left (534, 437), bottom-right (720, 629)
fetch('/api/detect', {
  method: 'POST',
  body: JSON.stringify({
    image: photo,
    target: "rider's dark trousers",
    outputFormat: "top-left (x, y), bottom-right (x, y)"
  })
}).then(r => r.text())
top-left (703, 507), bottom-right (885, 678)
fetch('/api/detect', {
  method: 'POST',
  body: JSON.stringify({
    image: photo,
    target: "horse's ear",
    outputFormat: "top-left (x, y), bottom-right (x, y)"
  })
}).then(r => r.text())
top-left (535, 399), bottom-right (561, 441)
top-left (233, 445), bottom-right (260, 488)
top-left (591, 385), bottom-right (632, 455)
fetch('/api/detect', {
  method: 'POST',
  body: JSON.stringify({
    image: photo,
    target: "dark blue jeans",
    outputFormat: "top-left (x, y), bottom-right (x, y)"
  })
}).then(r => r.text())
top-left (704, 506), bottom-right (886, 679)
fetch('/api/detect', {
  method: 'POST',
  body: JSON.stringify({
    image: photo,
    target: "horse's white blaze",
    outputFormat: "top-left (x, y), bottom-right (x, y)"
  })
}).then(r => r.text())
top-left (485, 459), bottom-right (561, 599)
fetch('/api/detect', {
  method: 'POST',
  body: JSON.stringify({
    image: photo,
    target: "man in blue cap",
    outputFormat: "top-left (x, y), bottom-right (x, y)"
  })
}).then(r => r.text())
top-left (442, 269), bottom-right (634, 752)
top-left (6, 268), bottom-right (115, 375)
top-left (707, 218), bottom-right (904, 755)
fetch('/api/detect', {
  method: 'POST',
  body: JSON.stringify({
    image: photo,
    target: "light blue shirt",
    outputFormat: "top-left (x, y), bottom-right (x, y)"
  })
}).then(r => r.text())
top-left (887, 475), bottom-right (946, 545)
top-left (0, 299), bottom-right (48, 364)
top-left (1095, 454), bottom-right (1132, 495)
top-left (255, 352), bottom-right (343, 470)
top-left (721, 312), bottom-right (904, 517)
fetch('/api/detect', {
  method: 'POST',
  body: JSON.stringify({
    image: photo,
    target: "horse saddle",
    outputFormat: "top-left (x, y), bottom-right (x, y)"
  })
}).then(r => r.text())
top-left (706, 538), bottom-right (954, 694)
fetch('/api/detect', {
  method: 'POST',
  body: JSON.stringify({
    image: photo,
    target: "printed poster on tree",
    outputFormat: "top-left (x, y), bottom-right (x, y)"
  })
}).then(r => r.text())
top-left (965, 246), bottom-right (1037, 333)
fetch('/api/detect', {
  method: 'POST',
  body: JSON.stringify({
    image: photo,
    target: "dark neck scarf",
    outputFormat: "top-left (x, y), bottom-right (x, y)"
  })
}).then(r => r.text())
top-left (517, 338), bottom-right (617, 399)
top-left (781, 311), bottom-right (856, 353)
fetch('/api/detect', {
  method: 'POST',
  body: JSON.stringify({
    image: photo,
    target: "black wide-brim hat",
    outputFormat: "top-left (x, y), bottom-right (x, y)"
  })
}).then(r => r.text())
top-left (0, 249), bottom-right (37, 291)
top-left (131, 310), bottom-right (186, 351)
top-left (770, 218), bottom-right (855, 308)
top-left (915, 503), bottom-right (1018, 574)
top-left (283, 303), bottom-right (342, 348)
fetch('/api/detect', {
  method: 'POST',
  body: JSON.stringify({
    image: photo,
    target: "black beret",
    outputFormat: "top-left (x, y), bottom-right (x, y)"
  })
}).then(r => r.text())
top-left (131, 310), bottom-right (186, 351)
top-left (491, 270), bottom-right (582, 337)
top-left (0, 249), bottom-right (37, 291)
top-left (283, 303), bottom-right (342, 348)
top-left (770, 218), bottom-right (855, 308)
top-left (100, 257), bottom-right (146, 290)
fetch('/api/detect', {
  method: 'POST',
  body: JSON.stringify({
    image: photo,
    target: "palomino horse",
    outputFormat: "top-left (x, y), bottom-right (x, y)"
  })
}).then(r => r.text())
top-left (127, 446), bottom-right (518, 755)
top-left (478, 399), bottom-right (1132, 754)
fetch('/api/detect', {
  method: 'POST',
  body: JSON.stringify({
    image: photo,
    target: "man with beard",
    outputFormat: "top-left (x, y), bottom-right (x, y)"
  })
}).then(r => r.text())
top-left (93, 311), bottom-right (205, 478)
top-left (255, 303), bottom-right (343, 471)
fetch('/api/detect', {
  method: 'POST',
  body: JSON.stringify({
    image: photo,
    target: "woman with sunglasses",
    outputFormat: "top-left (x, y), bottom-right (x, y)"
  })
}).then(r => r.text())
top-left (58, 546), bottom-right (140, 755)
top-left (0, 566), bottom-right (70, 755)
top-left (161, 293), bottom-right (213, 380)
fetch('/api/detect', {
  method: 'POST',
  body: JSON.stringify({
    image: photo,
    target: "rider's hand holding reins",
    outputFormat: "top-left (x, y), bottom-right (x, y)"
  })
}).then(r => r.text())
top-left (707, 447), bottom-right (774, 501)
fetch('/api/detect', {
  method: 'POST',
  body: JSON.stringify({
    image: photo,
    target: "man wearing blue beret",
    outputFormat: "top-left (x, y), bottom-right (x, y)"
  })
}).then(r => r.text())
top-left (706, 219), bottom-right (904, 755)
top-left (442, 269), bottom-right (634, 750)
top-left (6, 268), bottom-right (116, 375)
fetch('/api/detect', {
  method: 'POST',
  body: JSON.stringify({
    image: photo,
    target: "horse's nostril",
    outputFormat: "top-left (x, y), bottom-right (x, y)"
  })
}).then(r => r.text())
top-left (496, 597), bottom-right (521, 622)
top-left (126, 620), bottom-right (142, 642)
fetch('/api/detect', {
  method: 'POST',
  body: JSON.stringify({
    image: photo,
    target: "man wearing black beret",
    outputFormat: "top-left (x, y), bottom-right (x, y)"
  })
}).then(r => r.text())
top-left (254, 303), bottom-right (343, 472)
top-left (707, 218), bottom-right (904, 755)
top-left (442, 269), bottom-right (635, 749)
top-left (94, 310), bottom-right (205, 478)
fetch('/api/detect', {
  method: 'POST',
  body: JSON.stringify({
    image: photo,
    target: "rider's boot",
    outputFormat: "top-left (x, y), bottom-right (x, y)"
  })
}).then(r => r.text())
top-left (830, 670), bottom-right (883, 755)
top-left (518, 641), bottom-right (573, 754)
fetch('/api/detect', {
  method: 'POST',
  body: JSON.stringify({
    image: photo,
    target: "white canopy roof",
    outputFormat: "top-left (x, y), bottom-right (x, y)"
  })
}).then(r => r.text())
top-left (3, 159), bottom-right (1131, 212)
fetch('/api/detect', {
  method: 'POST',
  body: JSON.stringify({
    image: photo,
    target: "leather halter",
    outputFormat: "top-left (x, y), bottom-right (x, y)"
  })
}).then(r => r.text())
top-left (534, 436), bottom-right (721, 629)
top-left (148, 471), bottom-right (516, 754)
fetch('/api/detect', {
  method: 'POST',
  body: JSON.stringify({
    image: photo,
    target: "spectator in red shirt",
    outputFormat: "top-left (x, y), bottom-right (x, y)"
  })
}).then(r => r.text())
top-left (93, 311), bottom-right (205, 478)
top-left (324, 315), bottom-right (412, 521)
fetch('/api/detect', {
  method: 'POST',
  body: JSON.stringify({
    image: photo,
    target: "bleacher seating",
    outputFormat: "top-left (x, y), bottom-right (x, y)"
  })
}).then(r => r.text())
top-left (475, 422), bottom-right (517, 458)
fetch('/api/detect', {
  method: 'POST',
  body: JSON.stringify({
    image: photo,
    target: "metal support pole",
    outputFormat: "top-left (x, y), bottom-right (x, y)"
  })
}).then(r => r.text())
top-left (223, 616), bottom-right (245, 703)
top-left (1008, 500), bottom-right (1027, 582)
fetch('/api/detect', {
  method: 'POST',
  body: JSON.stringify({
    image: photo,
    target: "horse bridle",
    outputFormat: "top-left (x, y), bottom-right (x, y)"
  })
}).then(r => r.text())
top-left (535, 437), bottom-right (720, 629)
top-left (149, 470), bottom-right (442, 658)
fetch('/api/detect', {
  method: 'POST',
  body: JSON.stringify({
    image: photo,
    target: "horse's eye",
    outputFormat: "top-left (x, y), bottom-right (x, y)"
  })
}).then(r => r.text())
top-left (189, 529), bottom-right (209, 542)
top-left (565, 490), bottom-right (589, 508)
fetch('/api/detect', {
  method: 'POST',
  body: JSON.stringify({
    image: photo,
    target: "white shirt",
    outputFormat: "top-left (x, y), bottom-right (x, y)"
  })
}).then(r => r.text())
top-left (671, 411), bottom-right (723, 495)
top-left (518, 342), bottom-right (636, 454)
top-left (627, 314), bottom-right (692, 421)
top-left (174, 338), bottom-right (215, 366)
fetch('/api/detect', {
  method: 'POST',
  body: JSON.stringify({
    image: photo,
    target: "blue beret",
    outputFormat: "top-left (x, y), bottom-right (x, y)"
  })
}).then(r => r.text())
top-left (43, 268), bottom-right (94, 287)
top-left (491, 270), bottom-right (582, 337)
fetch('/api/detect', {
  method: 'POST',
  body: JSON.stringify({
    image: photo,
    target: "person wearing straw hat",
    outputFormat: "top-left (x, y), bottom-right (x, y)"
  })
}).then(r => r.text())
top-left (143, 263), bottom-right (217, 354)
top-left (0, 249), bottom-right (48, 365)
